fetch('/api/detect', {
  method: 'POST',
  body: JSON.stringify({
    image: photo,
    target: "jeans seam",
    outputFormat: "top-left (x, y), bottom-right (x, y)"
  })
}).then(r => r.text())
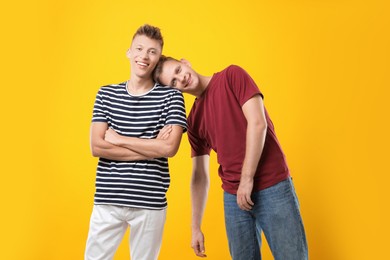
top-left (288, 179), bottom-right (308, 260)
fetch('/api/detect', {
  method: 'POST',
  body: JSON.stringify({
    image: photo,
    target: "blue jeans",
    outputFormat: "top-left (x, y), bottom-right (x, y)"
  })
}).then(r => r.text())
top-left (224, 177), bottom-right (308, 260)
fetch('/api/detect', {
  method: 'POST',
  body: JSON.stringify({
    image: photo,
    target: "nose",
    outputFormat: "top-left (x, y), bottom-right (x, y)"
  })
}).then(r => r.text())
top-left (140, 50), bottom-right (149, 60)
top-left (179, 73), bottom-right (187, 84)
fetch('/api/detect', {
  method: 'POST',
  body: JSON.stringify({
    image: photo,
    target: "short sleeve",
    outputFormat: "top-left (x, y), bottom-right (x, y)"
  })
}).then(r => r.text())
top-left (92, 88), bottom-right (107, 123)
top-left (226, 65), bottom-right (263, 106)
top-left (165, 90), bottom-right (187, 132)
top-left (187, 126), bottom-right (211, 157)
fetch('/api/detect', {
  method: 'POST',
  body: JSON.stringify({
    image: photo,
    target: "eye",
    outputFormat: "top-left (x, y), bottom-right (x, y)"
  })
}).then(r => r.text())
top-left (136, 47), bottom-right (142, 51)
top-left (171, 79), bottom-right (177, 87)
top-left (149, 49), bottom-right (156, 54)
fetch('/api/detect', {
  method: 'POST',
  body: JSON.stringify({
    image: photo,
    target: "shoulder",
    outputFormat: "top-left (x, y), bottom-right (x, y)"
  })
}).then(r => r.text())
top-left (224, 65), bottom-right (249, 76)
top-left (154, 84), bottom-right (184, 97)
top-left (98, 82), bottom-right (126, 93)
top-left (214, 65), bottom-right (249, 82)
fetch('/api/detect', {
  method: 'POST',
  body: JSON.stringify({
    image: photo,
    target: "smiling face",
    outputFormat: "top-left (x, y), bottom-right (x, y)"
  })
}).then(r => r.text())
top-left (158, 59), bottom-right (200, 95)
top-left (127, 34), bottom-right (162, 79)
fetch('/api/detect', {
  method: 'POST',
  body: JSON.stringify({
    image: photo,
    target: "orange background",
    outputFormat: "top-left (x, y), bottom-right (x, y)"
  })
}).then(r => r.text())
top-left (1, 0), bottom-right (389, 259)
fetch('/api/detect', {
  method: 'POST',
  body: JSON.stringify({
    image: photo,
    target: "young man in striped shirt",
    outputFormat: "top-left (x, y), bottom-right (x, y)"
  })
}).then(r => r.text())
top-left (85, 25), bottom-right (187, 260)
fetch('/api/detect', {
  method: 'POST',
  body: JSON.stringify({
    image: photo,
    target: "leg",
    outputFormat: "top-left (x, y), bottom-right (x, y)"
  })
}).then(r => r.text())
top-left (85, 205), bottom-right (128, 260)
top-left (127, 208), bottom-right (166, 260)
top-left (256, 178), bottom-right (308, 260)
top-left (224, 191), bottom-right (262, 260)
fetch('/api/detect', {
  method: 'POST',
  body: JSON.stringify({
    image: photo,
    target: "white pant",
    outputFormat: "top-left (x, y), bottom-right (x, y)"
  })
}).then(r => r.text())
top-left (85, 205), bottom-right (166, 260)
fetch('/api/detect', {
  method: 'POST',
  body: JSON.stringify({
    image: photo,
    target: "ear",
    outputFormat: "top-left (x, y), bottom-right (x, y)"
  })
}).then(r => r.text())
top-left (180, 58), bottom-right (191, 67)
top-left (126, 48), bottom-right (131, 59)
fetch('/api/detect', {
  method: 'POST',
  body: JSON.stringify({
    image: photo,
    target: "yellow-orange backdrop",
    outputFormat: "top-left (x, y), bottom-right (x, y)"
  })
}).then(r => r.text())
top-left (1, 0), bottom-right (389, 259)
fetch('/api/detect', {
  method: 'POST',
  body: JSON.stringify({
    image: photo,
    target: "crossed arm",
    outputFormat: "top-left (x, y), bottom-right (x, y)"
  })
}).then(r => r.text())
top-left (90, 122), bottom-right (183, 161)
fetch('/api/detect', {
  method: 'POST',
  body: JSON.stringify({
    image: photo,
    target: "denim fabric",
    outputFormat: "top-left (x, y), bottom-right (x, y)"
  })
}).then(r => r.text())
top-left (224, 178), bottom-right (308, 260)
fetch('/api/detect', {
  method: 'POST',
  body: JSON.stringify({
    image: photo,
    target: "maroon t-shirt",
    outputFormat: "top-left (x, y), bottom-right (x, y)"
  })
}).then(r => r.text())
top-left (187, 65), bottom-right (290, 194)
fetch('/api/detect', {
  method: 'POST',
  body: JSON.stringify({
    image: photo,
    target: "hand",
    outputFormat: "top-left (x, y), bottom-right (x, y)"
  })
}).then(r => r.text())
top-left (104, 128), bottom-right (121, 145)
top-left (236, 176), bottom-right (254, 211)
top-left (191, 229), bottom-right (207, 257)
top-left (157, 125), bottom-right (172, 140)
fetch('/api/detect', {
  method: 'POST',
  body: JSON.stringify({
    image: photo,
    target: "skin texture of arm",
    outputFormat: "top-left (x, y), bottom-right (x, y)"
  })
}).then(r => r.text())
top-left (236, 94), bottom-right (268, 211)
top-left (190, 155), bottom-right (210, 258)
top-left (90, 122), bottom-right (151, 161)
top-left (104, 125), bottom-right (184, 158)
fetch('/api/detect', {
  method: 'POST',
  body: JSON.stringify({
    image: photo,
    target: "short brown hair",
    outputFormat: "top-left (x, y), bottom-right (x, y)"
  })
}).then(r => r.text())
top-left (132, 24), bottom-right (164, 49)
top-left (153, 55), bottom-right (178, 84)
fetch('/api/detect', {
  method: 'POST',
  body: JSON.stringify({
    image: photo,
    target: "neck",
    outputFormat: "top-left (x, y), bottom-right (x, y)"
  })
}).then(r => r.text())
top-left (127, 76), bottom-right (155, 95)
top-left (194, 75), bottom-right (212, 98)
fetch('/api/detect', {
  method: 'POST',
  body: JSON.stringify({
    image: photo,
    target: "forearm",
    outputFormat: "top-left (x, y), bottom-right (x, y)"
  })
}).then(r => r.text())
top-left (91, 139), bottom-right (151, 161)
top-left (91, 122), bottom-right (149, 161)
top-left (191, 156), bottom-right (210, 231)
top-left (241, 122), bottom-right (267, 179)
top-left (191, 177), bottom-right (209, 231)
top-left (109, 126), bottom-right (183, 158)
top-left (118, 137), bottom-right (173, 158)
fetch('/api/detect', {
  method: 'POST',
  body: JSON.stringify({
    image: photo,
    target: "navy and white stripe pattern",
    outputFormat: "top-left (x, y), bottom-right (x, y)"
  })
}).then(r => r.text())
top-left (92, 82), bottom-right (187, 209)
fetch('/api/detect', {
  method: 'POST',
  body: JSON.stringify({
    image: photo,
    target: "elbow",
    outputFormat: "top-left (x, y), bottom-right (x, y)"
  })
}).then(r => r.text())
top-left (191, 170), bottom-right (210, 187)
top-left (165, 146), bottom-right (179, 158)
top-left (91, 145), bottom-right (101, 158)
top-left (260, 121), bottom-right (267, 132)
top-left (162, 141), bottom-right (181, 158)
top-left (254, 120), bottom-right (267, 133)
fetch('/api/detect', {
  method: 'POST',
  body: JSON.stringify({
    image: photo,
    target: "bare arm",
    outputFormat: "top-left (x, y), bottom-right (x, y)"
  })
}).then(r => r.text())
top-left (236, 95), bottom-right (267, 211)
top-left (90, 122), bottom-right (151, 161)
top-left (191, 155), bottom-right (210, 258)
top-left (105, 125), bottom-right (184, 158)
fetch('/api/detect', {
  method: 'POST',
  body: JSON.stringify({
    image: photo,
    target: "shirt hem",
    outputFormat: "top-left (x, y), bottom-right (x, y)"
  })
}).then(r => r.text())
top-left (94, 201), bottom-right (168, 210)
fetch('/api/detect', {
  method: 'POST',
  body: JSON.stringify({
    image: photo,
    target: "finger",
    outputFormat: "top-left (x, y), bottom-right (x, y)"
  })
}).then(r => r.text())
top-left (246, 194), bottom-right (254, 206)
top-left (159, 126), bottom-right (172, 135)
top-left (243, 195), bottom-right (253, 210)
top-left (162, 125), bottom-right (172, 131)
top-left (192, 243), bottom-right (206, 257)
top-left (237, 195), bottom-right (252, 211)
top-left (157, 126), bottom-right (171, 139)
top-left (194, 248), bottom-right (206, 257)
top-left (199, 241), bottom-right (205, 256)
top-left (161, 125), bottom-right (172, 132)
top-left (161, 129), bottom-right (172, 139)
top-left (164, 128), bottom-right (173, 134)
top-left (192, 244), bottom-right (201, 255)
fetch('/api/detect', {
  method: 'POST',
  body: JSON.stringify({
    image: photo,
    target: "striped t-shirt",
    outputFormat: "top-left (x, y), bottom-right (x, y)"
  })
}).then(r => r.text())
top-left (92, 82), bottom-right (187, 210)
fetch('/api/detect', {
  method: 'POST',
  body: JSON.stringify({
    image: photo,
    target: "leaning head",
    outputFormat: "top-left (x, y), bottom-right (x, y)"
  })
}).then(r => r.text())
top-left (153, 56), bottom-right (200, 95)
top-left (153, 56), bottom-right (179, 84)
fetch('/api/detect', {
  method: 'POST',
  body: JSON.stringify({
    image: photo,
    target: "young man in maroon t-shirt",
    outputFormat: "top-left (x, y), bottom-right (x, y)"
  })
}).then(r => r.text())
top-left (154, 56), bottom-right (308, 260)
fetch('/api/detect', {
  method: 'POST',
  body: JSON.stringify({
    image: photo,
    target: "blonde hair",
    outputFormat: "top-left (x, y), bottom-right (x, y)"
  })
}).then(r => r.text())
top-left (132, 24), bottom-right (164, 49)
top-left (153, 55), bottom-right (178, 84)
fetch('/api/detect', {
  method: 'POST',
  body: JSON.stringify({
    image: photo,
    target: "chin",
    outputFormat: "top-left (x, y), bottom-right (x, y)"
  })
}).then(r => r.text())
top-left (137, 72), bottom-right (152, 78)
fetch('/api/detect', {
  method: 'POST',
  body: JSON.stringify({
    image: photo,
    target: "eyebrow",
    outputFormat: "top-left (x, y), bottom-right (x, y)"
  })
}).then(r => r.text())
top-left (175, 65), bottom-right (180, 73)
top-left (134, 44), bottom-right (158, 51)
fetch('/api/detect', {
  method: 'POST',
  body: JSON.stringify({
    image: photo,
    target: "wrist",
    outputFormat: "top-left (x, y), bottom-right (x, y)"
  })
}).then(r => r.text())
top-left (191, 223), bottom-right (202, 232)
top-left (240, 172), bottom-right (254, 181)
top-left (117, 135), bottom-right (126, 146)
